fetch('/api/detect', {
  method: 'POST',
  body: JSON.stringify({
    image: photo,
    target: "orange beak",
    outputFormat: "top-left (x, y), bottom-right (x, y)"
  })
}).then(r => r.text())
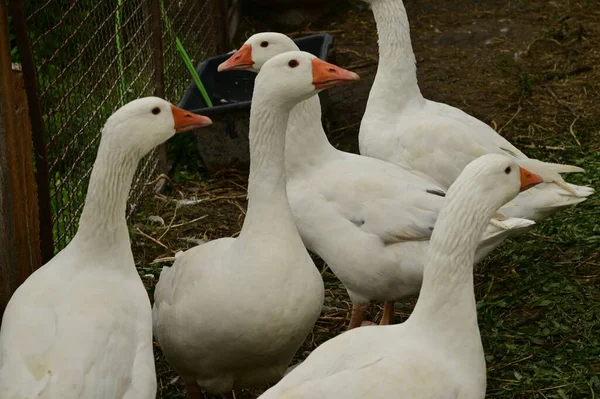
top-left (311, 58), bottom-right (359, 90)
top-left (519, 167), bottom-right (543, 192)
top-left (170, 105), bottom-right (212, 133)
top-left (217, 44), bottom-right (254, 72)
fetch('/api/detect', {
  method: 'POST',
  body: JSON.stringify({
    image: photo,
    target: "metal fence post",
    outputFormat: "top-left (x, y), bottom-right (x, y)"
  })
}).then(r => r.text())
top-left (8, 0), bottom-right (54, 262)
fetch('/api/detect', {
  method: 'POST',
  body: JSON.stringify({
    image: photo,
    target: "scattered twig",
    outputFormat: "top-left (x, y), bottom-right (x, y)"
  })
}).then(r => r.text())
top-left (498, 106), bottom-right (521, 133)
top-left (343, 61), bottom-right (377, 70)
top-left (173, 198), bottom-right (203, 206)
top-left (158, 204), bottom-right (179, 241)
top-left (482, 276), bottom-right (495, 301)
top-left (146, 173), bottom-right (171, 187)
top-left (167, 215), bottom-right (208, 230)
top-left (317, 316), bottom-right (348, 322)
top-left (521, 144), bottom-right (566, 151)
top-left (524, 37), bottom-right (563, 56)
top-left (335, 48), bottom-right (378, 62)
top-left (224, 179), bottom-right (248, 192)
top-left (525, 383), bottom-right (572, 393)
top-left (135, 227), bottom-right (169, 250)
top-left (154, 177), bottom-right (169, 194)
top-left (202, 194), bottom-right (247, 202)
top-left (154, 193), bottom-right (170, 202)
top-left (328, 122), bottom-right (361, 135)
top-left (569, 116), bottom-right (581, 146)
top-left (488, 354), bottom-right (534, 371)
top-left (228, 199), bottom-right (247, 217)
top-left (546, 66), bottom-right (593, 80)
top-left (531, 232), bottom-right (553, 239)
top-left (287, 29), bottom-right (344, 37)
top-left (545, 86), bottom-right (578, 116)
top-left (151, 257), bottom-right (177, 264)
top-left (488, 377), bottom-right (520, 383)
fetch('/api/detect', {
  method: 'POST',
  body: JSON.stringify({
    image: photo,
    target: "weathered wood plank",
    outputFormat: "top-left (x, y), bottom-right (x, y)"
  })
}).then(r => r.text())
top-left (0, 4), bottom-right (42, 320)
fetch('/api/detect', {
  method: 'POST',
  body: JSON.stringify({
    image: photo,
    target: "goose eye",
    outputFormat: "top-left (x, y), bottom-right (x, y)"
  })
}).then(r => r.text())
top-left (288, 59), bottom-right (299, 68)
top-left (151, 107), bottom-right (161, 115)
top-left (260, 41), bottom-right (269, 48)
top-left (504, 166), bottom-right (511, 174)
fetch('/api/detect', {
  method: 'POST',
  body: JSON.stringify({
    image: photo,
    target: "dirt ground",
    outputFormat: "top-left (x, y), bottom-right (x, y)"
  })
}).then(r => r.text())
top-left (132, 1), bottom-right (600, 397)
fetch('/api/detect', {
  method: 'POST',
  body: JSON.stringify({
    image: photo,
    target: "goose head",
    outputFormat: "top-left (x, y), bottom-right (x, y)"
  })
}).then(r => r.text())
top-left (218, 32), bottom-right (298, 72)
top-left (255, 51), bottom-right (360, 108)
top-left (453, 154), bottom-right (543, 212)
top-left (101, 97), bottom-right (212, 156)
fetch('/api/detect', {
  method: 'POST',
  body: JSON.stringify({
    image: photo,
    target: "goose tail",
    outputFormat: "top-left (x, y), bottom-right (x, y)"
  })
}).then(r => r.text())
top-left (516, 159), bottom-right (593, 199)
top-left (496, 182), bottom-right (594, 221)
top-left (554, 181), bottom-right (595, 198)
top-left (152, 266), bottom-right (174, 320)
top-left (542, 161), bottom-right (584, 174)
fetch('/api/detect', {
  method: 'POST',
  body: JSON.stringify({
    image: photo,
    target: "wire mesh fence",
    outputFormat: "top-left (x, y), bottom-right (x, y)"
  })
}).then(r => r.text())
top-left (163, 0), bottom-right (218, 102)
top-left (21, 0), bottom-right (219, 251)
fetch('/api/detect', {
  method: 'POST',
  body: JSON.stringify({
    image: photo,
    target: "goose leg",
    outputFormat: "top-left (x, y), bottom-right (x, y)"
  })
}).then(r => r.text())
top-left (379, 301), bottom-right (395, 325)
top-left (348, 303), bottom-right (374, 329)
top-left (223, 391), bottom-right (237, 399)
top-left (185, 383), bottom-right (202, 399)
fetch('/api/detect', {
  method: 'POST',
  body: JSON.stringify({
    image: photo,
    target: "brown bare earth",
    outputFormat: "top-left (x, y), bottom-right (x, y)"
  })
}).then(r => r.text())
top-left (132, 1), bottom-right (600, 398)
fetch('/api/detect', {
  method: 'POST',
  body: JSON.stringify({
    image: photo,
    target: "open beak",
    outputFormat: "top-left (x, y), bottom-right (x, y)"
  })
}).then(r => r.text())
top-left (519, 167), bottom-right (543, 192)
top-left (171, 105), bottom-right (212, 133)
top-left (312, 58), bottom-right (359, 90)
top-left (218, 44), bottom-right (253, 72)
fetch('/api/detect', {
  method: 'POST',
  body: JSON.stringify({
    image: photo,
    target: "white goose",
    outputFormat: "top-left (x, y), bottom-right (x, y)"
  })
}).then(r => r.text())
top-left (256, 154), bottom-right (543, 399)
top-left (218, 32), bottom-right (535, 329)
top-left (152, 51), bottom-right (359, 398)
top-left (359, 0), bottom-right (593, 221)
top-left (0, 98), bottom-right (212, 399)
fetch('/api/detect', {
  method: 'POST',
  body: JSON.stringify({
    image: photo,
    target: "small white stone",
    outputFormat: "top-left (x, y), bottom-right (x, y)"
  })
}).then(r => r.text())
top-left (148, 215), bottom-right (165, 226)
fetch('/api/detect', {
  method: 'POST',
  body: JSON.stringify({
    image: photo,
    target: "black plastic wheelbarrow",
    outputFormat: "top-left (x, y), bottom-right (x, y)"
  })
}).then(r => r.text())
top-left (178, 34), bottom-right (334, 173)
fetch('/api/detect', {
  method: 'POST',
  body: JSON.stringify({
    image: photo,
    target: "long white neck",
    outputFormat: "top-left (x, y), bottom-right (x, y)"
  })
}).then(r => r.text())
top-left (240, 96), bottom-right (298, 236)
top-left (284, 95), bottom-right (338, 175)
top-left (73, 138), bottom-right (140, 253)
top-left (366, 0), bottom-right (424, 113)
top-left (409, 180), bottom-right (496, 341)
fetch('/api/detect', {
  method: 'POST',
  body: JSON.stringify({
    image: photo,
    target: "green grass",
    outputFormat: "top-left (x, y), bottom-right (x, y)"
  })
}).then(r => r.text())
top-left (477, 145), bottom-right (599, 399)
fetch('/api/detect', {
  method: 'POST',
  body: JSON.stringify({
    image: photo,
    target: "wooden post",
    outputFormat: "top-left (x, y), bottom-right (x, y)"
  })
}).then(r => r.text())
top-left (217, 0), bottom-right (230, 52)
top-left (0, 4), bottom-right (43, 319)
top-left (9, 0), bottom-right (54, 262)
top-left (149, 0), bottom-right (169, 193)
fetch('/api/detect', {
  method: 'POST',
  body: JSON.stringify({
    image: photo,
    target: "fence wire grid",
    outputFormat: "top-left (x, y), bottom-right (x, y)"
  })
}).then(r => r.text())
top-left (23, 0), bottom-right (219, 252)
